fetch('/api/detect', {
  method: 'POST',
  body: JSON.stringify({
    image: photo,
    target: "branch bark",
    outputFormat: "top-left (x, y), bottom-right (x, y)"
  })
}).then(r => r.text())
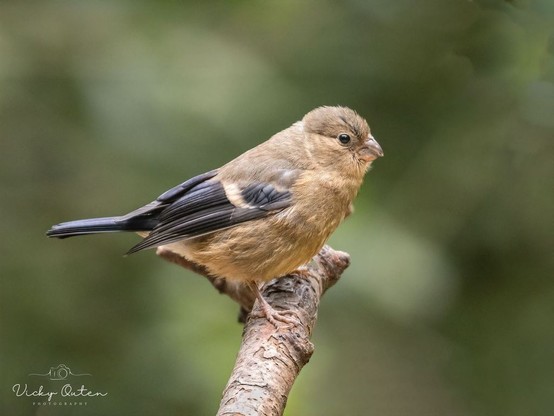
top-left (157, 245), bottom-right (350, 416)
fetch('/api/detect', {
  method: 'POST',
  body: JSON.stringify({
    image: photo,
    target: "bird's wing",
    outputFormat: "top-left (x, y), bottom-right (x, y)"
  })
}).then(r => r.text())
top-left (126, 176), bottom-right (292, 254)
top-left (119, 169), bottom-right (220, 220)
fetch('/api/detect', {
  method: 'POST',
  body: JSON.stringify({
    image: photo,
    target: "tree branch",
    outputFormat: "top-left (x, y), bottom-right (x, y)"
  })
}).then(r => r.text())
top-left (156, 245), bottom-right (350, 416)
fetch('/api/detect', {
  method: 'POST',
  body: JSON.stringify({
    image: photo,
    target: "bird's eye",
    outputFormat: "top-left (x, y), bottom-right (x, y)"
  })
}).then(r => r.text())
top-left (338, 133), bottom-right (351, 144)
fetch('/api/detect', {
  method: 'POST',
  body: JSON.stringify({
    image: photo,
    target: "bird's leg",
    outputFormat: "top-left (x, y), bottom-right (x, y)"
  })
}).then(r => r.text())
top-left (247, 281), bottom-right (299, 328)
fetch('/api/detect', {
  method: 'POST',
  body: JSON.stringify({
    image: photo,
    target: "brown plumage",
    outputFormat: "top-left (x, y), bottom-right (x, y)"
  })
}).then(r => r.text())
top-left (47, 106), bottom-right (383, 325)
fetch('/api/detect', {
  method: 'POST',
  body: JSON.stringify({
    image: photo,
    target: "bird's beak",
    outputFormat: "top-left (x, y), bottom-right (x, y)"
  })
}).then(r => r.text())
top-left (358, 135), bottom-right (384, 162)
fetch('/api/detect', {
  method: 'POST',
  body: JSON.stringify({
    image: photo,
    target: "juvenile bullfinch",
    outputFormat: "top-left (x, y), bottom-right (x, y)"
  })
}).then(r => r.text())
top-left (47, 106), bottom-right (383, 325)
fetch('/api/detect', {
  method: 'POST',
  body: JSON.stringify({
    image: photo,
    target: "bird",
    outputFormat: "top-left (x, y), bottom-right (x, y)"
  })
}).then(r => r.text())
top-left (47, 106), bottom-right (383, 326)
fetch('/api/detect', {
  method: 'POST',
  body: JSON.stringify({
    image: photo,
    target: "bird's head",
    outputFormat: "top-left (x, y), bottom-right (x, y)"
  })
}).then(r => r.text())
top-left (301, 106), bottom-right (383, 176)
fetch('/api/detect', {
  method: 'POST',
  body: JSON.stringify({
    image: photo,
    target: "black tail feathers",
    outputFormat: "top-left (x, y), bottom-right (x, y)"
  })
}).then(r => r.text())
top-left (46, 216), bottom-right (157, 239)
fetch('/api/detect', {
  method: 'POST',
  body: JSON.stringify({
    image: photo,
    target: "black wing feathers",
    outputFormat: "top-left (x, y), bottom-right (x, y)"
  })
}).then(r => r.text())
top-left (126, 180), bottom-right (292, 254)
top-left (156, 169), bottom-right (219, 203)
top-left (118, 170), bottom-right (220, 221)
top-left (241, 183), bottom-right (291, 210)
top-left (158, 180), bottom-right (229, 223)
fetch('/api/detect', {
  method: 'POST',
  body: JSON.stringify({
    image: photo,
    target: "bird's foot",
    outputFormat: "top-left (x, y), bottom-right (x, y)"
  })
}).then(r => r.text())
top-left (249, 300), bottom-right (300, 328)
top-left (248, 281), bottom-right (300, 329)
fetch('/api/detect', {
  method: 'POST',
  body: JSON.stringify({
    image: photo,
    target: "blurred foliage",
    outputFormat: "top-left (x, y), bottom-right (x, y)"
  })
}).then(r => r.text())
top-left (1, 1), bottom-right (553, 415)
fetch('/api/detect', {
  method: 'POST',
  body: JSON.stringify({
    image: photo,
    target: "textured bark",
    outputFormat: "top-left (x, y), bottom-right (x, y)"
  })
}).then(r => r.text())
top-left (157, 245), bottom-right (350, 416)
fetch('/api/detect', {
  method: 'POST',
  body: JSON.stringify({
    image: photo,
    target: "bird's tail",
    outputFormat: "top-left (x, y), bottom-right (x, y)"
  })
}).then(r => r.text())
top-left (46, 216), bottom-right (157, 239)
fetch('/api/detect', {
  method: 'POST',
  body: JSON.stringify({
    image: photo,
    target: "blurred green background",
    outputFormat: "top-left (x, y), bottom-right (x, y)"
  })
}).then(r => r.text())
top-left (1, 1), bottom-right (553, 415)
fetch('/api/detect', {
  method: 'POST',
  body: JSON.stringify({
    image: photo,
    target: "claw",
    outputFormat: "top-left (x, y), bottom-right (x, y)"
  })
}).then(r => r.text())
top-left (248, 281), bottom-right (300, 328)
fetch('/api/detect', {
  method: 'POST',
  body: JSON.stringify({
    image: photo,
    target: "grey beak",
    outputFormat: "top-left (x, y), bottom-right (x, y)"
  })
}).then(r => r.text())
top-left (366, 135), bottom-right (384, 157)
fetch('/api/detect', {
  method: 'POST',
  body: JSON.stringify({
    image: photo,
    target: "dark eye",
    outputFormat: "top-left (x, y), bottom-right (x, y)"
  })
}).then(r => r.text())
top-left (338, 133), bottom-right (351, 144)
